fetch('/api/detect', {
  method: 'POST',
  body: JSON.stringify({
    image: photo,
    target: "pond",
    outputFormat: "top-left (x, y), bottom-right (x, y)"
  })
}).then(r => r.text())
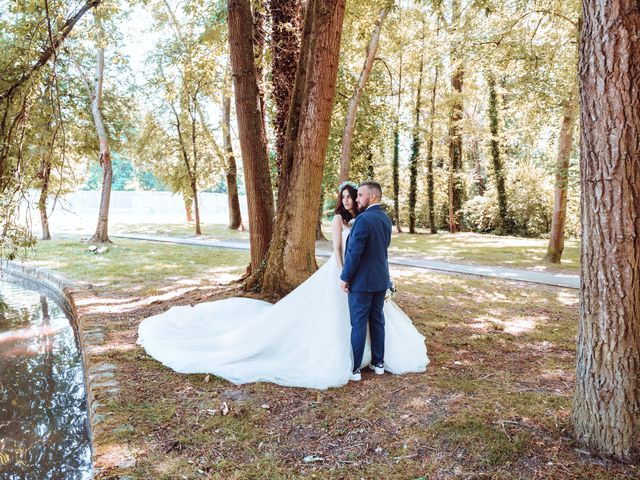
top-left (0, 277), bottom-right (91, 479)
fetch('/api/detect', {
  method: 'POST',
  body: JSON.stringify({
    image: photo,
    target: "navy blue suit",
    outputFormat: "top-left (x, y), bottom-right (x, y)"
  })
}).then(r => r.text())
top-left (340, 204), bottom-right (392, 371)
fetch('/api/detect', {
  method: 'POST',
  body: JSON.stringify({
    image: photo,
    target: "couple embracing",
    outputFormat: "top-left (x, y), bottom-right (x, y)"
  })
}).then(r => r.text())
top-left (138, 180), bottom-right (428, 389)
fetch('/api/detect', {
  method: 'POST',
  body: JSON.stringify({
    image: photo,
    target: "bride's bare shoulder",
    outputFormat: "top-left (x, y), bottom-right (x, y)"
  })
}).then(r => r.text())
top-left (332, 214), bottom-right (343, 225)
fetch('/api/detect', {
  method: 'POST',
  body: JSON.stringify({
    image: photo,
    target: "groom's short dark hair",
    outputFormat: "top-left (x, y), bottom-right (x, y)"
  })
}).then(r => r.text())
top-left (360, 181), bottom-right (382, 198)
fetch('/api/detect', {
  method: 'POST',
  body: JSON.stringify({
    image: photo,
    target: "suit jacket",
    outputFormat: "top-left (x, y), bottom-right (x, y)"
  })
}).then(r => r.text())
top-left (340, 204), bottom-right (393, 292)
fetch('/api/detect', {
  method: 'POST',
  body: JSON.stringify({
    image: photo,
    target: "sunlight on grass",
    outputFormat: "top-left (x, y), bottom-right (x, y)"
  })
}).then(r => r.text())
top-left (25, 236), bottom-right (249, 294)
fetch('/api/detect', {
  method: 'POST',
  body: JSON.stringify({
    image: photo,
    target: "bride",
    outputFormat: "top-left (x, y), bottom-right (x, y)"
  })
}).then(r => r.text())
top-left (138, 182), bottom-right (429, 389)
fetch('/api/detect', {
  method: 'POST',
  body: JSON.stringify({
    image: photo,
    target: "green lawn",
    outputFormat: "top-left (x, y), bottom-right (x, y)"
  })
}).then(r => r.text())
top-left (110, 222), bottom-right (580, 273)
top-left (27, 237), bottom-right (249, 296)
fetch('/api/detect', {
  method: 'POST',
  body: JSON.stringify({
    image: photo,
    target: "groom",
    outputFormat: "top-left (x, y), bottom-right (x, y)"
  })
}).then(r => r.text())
top-left (340, 181), bottom-right (393, 382)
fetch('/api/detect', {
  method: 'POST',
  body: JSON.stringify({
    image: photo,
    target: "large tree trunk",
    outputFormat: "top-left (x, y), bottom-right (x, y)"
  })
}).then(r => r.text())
top-left (252, 0), bottom-right (268, 139)
top-left (544, 92), bottom-right (577, 263)
top-left (426, 62), bottom-right (439, 234)
top-left (222, 93), bottom-right (243, 230)
top-left (339, 6), bottom-right (389, 182)
top-left (269, 0), bottom-right (302, 180)
top-left (89, 15), bottom-right (112, 244)
top-left (258, 0), bottom-right (346, 296)
top-left (228, 0), bottom-right (274, 271)
top-left (408, 54), bottom-right (424, 234)
top-left (572, 0), bottom-right (640, 463)
top-left (447, 0), bottom-right (464, 233)
top-left (487, 72), bottom-right (509, 232)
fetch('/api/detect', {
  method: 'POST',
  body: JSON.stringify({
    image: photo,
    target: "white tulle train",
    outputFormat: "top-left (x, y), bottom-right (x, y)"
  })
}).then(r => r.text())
top-left (138, 246), bottom-right (429, 389)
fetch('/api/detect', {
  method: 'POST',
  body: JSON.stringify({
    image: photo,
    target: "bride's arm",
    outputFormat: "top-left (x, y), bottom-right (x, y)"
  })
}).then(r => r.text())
top-left (331, 215), bottom-right (344, 269)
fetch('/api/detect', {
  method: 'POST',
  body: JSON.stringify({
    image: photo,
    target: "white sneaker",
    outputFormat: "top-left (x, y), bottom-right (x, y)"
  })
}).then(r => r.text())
top-left (350, 369), bottom-right (361, 382)
top-left (369, 363), bottom-right (384, 375)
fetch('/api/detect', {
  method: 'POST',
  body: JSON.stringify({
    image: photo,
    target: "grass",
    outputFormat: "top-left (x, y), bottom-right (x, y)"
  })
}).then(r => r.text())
top-left (110, 222), bottom-right (580, 274)
top-left (25, 237), bottom-right (249, 296)
top-left (21, 238), bottom-right (632, 479)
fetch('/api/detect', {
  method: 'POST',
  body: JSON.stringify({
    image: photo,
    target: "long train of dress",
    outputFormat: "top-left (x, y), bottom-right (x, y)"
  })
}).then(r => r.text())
top-left (138, 231), bottom-right (429, 389)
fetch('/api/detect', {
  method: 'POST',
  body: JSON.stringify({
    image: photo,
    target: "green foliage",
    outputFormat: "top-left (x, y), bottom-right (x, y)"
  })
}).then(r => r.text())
top-left (462, 163), bottom-right (554, 237)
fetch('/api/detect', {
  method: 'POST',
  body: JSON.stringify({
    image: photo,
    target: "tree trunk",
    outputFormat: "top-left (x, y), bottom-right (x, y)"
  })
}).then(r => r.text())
top-left (339, 6), bottom-right (389, 182)
top-left (222, 93), bottom-right (243, 230)
top-left (448, 0), bottom-right (464, 233)
top-left (89, 14), bottom-right (112, 244)
top-left (269, 0), bottom-right (302, 180)
top-left (38, 152), bottom-right (52, 241)
top-left (392, 50), bottom-right (403, 234)
top-left (191, 181), bottom-right (201, 235)
top-left (470, 137), bottom-right (485, 196)
top-left (184, 195), bottom-right (193, 223)
top-left (572, 0), bottom-right (640, 463)
top-left (426, 61), bottom-right (439, 234)
top-left (408, 54), bottom-right (424, 234)
top-left (189, 96), bottom-right (202, 236)
top-left (258, 0), bottom-right (346, 296)
top-left (316, 190), bottom-right (326, 241)
top-left (252, 0), bottom-right (268, 140)
top-left (228, 0), bottom-right (274, 271)
top-left (487, 71), bottom-right (509, 232)
top-left (544, 91), bottom-right (578, 263)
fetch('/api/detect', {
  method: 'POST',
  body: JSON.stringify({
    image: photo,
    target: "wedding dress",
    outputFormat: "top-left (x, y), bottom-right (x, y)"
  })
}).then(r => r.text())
top-left (138, 227), bottom-right (429, 389)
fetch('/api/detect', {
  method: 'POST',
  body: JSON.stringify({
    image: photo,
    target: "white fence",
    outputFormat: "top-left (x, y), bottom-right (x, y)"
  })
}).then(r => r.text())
top-left (25, 190), bottom-right (248, 232)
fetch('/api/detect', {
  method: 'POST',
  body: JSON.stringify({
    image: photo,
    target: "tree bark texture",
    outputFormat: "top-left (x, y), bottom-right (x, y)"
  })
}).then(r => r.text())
top-left (544, 92), bottom-right (577, 263)
top-left (89, 15), bottom-right (112, 244)
top-left (408, 55), bottom-right (423, 234)
top-left (258, 0), bottom-right (346, 296)
top-left (572, 0), bottom-right (640, 463)
top-left (228, 0), bottom-right (275, 272)
top-left (222, 94), bottom-right (243, 230)
top-left (487, 72), bottom-right (509, 232)
top-left (269, 0), bottom-right (302, 178)
top-left (339, 6), bottom-right (389, 182)
top-left (252, 0), bottom-right (268, 138)
top-left (448, 0), bottom-right (464, 233)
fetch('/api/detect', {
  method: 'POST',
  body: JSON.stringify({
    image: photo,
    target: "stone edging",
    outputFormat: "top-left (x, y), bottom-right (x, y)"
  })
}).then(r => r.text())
top-left (0, 260), bottom-right (118, 478)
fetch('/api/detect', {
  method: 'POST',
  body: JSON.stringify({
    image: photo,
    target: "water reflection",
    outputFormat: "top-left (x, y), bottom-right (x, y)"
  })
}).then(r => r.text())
top-left (0, 279), bottom-right (91, 479)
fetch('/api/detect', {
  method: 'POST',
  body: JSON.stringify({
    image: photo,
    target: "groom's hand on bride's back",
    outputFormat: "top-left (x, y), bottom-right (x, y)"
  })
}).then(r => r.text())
top-left (340, 280), bottom-right (349, 293)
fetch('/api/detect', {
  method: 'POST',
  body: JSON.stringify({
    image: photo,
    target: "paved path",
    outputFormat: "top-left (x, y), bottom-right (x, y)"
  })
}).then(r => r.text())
top-left (109, 233), bottom-right (580, 289)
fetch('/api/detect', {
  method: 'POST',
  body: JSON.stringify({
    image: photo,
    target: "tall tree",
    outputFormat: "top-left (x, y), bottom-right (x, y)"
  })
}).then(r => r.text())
top-left (487, 71), bottom-right (509, 232)
top-left (85, 13), bottom-right (112, 244)
top-left (544, 91), bottom-right (577, 263)
top-left (257, 0), bottom-right (346, 296)
top-left (392, 48), bottom-right (403, 233)
top-left (339, 5), bottom-right (390, 182)
top-left (222, 92), bottom-right (243, 230)
top-left (447, 0), bottom-right (464, 233)
top-left (408, 53), bottom-right (423, 234)
top-left (572, 0), bottom-right (640, 463)
top-left (228, 0), bottom-right (274, 272)
top-left (425, 18), bottom-right (441, 235)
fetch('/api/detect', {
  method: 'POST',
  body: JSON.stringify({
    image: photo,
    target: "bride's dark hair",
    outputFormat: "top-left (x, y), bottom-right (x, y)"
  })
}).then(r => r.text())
top-left (334, 183), bottom-right (359, 224)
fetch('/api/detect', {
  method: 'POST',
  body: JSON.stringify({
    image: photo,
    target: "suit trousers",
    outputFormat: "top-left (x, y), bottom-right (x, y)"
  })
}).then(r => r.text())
top-left (348, 290), bottom-right (386, 371)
